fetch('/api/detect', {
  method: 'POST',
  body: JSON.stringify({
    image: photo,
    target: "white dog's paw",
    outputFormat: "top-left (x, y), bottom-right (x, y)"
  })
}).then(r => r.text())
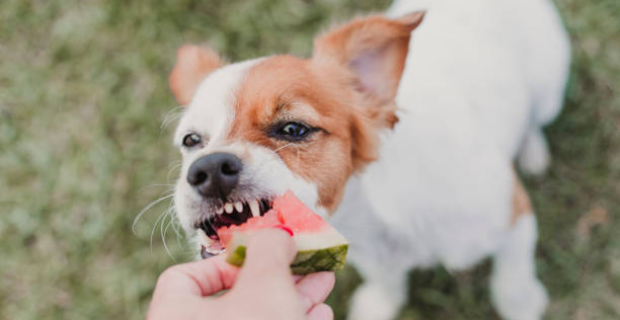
top-left (347, 283), bottom-right (403, 320)
top-left (517, 129), bottom-right (550, 176)
top-left (491, 277), bottom-right (549, 320)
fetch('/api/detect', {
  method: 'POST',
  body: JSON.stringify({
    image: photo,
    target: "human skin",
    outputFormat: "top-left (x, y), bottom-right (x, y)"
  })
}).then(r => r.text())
top-left (147, 229), bottom-right (335, 320)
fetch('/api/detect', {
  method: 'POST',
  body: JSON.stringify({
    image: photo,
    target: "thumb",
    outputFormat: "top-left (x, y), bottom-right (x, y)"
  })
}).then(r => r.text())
top-left (222, 229), bottom-right (306, 320)
top-left (234, 228), bottom-right (297, 286)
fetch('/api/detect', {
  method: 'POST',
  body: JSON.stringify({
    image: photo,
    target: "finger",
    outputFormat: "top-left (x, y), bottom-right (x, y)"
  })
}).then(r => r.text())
top-left (307, 303), bottom-right (334, 320)
top-left (235, 228), bottom-right (296, 287)
top-left (295, 272), bottom-right (335, 312)
top-left (154, 255), bottom-right (240, 297)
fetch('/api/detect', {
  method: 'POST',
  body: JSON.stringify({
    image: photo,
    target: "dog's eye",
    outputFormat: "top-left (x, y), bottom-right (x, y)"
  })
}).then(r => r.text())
top-left (182, 133), bottom-right (202, 148)
top-left (276, 122), bottom-right (311, 141)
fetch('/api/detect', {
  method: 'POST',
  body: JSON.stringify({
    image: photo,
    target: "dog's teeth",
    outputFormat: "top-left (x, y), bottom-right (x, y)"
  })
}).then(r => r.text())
top-left (216, 206), bottom-right (223, 215)
top-left (234, 201), bottom-right (243, 212)
top-left (249, 199), bottom-right (260, 217)
top-left (224, 203), bottom-right (233, 214)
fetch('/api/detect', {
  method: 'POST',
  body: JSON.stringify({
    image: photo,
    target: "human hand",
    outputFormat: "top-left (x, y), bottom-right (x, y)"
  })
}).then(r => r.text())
top-left (147, 229), bottom-right (335, 320)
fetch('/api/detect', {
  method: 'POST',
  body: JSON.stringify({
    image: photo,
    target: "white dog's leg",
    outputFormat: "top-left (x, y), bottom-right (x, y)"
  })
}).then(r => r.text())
top-left (490, 214), bottom-right (548, 320)
top-left (341, 224), bottom-right (411, 320)
top-left (517, 128), bottom-right (550, 176)
top-left (347, 267), bottom-right (408, 320)
top-left (333, 178), bottom-right (413, 320)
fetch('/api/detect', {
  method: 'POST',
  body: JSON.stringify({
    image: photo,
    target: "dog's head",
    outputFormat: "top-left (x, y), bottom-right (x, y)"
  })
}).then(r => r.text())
top-left (169, 13), bottom-right (424, 247)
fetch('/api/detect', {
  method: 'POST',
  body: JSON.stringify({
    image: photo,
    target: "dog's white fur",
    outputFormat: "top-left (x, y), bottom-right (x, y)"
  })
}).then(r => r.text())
top-left (332, 0), bottom-right (569, 319)
top-left (171, 0), bottom-right (570, 319)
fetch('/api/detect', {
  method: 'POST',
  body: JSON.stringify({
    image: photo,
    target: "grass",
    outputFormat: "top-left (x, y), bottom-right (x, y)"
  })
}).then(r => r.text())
top-left (0, 0), bottom-right (618, 319)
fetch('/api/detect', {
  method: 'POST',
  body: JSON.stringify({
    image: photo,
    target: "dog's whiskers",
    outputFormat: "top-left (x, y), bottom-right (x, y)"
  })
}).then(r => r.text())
top-left (295, 145), bottom-right (302, 167)
top-left (164, 198), bottom-right (184, 258)
top-left (141, 183), bottom-right (176, 191)
top-left (274, 143), bottom-right (294, 153)
top-left (316, 191), bottom-right (325, 209)
top-left (171, 216), bottom-right (184, 247)
top-left (134, 193), bottom-right (175, 235)
top-left (161, 106), bottom-right (184, 131)
top-left (150, 209), bottom-right (169, 253)
top-left (161, 208), bottom-right (176, 261)
top-left (167, 161), bottom-right (183, 184)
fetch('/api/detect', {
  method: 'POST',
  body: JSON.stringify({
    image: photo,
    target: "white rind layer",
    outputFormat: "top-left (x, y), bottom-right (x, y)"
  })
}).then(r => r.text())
top-left (228, 226), bottom-right (349, 252)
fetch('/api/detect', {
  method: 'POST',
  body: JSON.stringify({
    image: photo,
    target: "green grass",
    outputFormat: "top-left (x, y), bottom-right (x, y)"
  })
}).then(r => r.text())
top-left (0, 0), bottom-right (618, 319)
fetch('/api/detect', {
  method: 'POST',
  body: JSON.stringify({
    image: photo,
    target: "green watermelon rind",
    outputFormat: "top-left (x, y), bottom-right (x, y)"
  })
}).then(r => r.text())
top-left (226, 244), bottom-right (348, 275)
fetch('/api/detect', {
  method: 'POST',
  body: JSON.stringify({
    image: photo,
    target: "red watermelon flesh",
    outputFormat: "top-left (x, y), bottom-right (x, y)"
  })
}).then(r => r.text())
top-left (213, 191), bottom-right (348, 274)
top-left (217, 191), bottom-right (325, 243)
top-left (216, 209), bottom-right (280, 244)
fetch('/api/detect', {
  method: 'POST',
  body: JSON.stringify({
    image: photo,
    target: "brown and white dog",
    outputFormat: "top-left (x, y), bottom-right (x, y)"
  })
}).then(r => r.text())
top-left (166, 0), bottom-right (570, 319)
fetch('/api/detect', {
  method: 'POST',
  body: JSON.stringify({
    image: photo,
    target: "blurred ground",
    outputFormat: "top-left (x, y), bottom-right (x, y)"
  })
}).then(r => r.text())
top-left (0, 0), bottom-right (618, 319)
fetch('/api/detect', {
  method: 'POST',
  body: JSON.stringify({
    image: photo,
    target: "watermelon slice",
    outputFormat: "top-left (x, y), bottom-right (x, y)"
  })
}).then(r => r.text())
top-left (196, 191), bottom-right (348, 275)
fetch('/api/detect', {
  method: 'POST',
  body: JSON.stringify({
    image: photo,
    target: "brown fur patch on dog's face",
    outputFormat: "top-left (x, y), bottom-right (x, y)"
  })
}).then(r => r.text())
top-left (170, 13), bottom-right (425, 212)
top-left (227, 55), bottom-right (361, 211)
top-left (227, 13), bottom-right (424, 212)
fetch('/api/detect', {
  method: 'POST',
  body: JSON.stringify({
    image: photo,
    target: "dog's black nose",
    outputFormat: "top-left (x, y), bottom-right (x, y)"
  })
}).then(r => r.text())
top-left (187, 152), bottom-right (242, 199)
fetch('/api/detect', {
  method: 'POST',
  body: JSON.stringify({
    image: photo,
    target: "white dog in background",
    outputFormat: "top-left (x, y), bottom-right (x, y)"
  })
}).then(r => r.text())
top-left (167, 0), bottom-right (570, 319)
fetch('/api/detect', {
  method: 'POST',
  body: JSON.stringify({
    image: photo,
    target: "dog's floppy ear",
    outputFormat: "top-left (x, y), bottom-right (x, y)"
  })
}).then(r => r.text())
top-left (312, 12), bottom-right (424, 108)
top-left (169, 45), bottom-right (225, 105)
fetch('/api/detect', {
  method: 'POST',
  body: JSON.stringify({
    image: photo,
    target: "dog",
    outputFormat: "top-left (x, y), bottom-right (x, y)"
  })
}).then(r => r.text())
top-left (167, 0), bottom-right (570, 319)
